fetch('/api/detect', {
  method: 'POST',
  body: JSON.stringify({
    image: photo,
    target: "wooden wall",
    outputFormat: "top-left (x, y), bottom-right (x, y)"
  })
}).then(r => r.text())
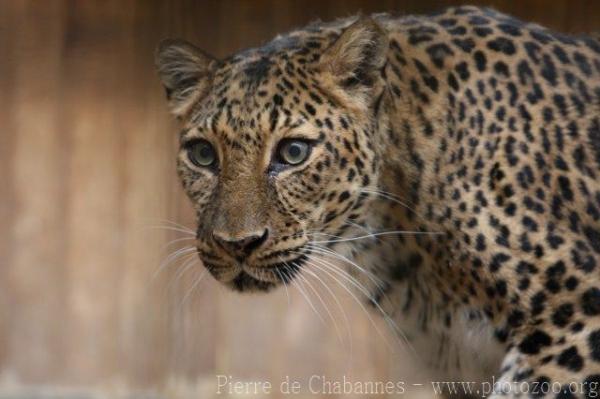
top-left (1, 1), bottom-right (598, 397)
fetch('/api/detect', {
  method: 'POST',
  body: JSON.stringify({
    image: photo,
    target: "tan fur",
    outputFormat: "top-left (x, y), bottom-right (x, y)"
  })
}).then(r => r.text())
top-left (157, 6), bottom-right (600, 398)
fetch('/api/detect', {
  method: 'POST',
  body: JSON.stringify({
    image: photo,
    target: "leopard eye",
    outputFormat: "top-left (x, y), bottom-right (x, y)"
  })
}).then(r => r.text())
top-left (187, 140), bottom-right (217, 168)
top-left (278, 139), bottom-right (311, 165)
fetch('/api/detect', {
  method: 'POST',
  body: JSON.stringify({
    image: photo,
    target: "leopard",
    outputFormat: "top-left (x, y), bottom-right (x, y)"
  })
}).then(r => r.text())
top-left (155, 6), bottom-right (600, 398)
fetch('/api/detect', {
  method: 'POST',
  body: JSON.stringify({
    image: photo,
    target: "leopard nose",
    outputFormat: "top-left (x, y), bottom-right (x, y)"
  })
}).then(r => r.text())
top-left (212, 229), bottom-right (269, 260)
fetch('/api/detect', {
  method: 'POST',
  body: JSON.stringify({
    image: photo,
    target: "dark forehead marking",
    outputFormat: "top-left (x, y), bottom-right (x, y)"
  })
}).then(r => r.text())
top-left (243, 57), bottom-right (273, 83)
top-left (229, 34), bottom-right (316, 86)
top-left (260, 34), bottom-right (301, 55)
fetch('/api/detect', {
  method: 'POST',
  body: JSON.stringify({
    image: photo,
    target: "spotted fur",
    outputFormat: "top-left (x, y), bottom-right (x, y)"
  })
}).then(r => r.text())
top-left (156, 6), bottom-right (600, 398)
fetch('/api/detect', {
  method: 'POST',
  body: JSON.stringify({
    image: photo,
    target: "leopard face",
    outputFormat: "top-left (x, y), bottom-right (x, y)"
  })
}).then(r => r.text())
top-left (156, 21), bottom-right (387, 292)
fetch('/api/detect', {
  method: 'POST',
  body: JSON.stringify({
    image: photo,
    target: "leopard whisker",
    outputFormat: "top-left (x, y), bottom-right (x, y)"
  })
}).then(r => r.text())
top-left (153, 246), bottom-right (197, 279)
top-left (168, 252), bottom-right (200, 291)
top-left (361, 188), bottom-right (416, 207)
top-left (286, 260), bottom-right (327, 326)
top-left (296, 269), bottom-right (345, 346)
top-left (304, 253), bottom-right (417, 357)
top-left (141, 218), bottom-right (196, 234)
top-left (301, 262), bottom-right (354, 358)
top-left (274, 261), bottom-right (291, 307)
top-left (304, 244), bottom-right (395, 323)
top-left (303, 243), bottom-right (387, 289)
top-left (308, 229), bottom-right (444, 244)
top-left (359, 188), bottom-right (430, 224)
top-left (178, 267), bottom-right (207, 309)
top-left (160, 236), bottom-right (198, 252)
top-left (301, 254), bottom-right (396, 351)
top-left (344, 220), bottom-right (377, 237)
top-left (303, 229), bottom-right (347, 239)
top-left (147, 225), bottom-right (196, 236)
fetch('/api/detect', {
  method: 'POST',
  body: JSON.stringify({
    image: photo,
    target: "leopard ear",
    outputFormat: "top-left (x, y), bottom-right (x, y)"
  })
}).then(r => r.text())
top-left (155, 39), bottom-right (218, 118)
top-left (319, 17), bottom-right (388, 106)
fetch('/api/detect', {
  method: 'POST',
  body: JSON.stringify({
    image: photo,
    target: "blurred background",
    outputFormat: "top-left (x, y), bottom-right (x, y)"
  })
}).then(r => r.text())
top-left (1, 1), bottom-right (599, 398)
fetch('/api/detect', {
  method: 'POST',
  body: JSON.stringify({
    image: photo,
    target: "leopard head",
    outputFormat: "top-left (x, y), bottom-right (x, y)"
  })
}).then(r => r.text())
top-left (156, 18), bottom-right (388, 292)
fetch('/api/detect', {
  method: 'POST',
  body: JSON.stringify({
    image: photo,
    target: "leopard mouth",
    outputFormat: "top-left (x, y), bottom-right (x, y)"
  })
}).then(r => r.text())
top-left (226, 271), bottom-right (277, 292)
top-left (223, 257), bottom-right (305, 293)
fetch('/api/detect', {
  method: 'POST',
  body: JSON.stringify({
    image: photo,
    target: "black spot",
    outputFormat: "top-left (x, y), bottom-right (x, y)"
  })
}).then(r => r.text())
top-left (572, 249), bottom-right (597, 273)
top-left (338, 191), bottom-right (350, 203)
top-left (572, 322), bottom-right (585, 333)
top-left (452, 38), bottom-right (475, 53)
top-left (495, 280), bottom-right (508, 297)
top-left (473, 50), bottom-right (487, 71)
top-left (540, 54), bottom-right (558, 86)
top-left (555, 156), bottom-right (568, 171)
top-left (565, 276), bottom-right (579, 291)
top-left (493, 61), bottom-right (510, 77)
top-left (489, 253), bottom-right (510, 272)
top-left (583, 226), bottom-right (600, 254)
top-left (531, 376), bottom-right (551, 398)
top-left (589, 330), bottom-right (600, 362)
top-left (545, 261), bottom-right (566, 293)
top-left (518, 330), bottom-right (552, 354)
top-left (342, 138), bottom-right (353, 153)
top-left (323, 210), bottom-right (337, 224)
top-left (455, 62), bottom-right (470, 80)
top-left (339, 117), bottom-right (348, 129)
top-left (498, 23), bottom-right (521, 37)
top-left (448, 26), bottom-right (467, 36)
top-left (574, 51), bottom-right (593, 76)
top-left (517, 59), bottom-right (534, 85)
top-left (269, 108), bottom-right (279, 132)
top-left (531, 291), bottom-right (547, 316)
top-left (304, 103), bottom-right (316, 116)
top-left (552, 45), bottom-right (570, 64)
top-left (474, 27), bottom-right (493, 37)
top-left (487, 37), bottom-right (516, 55)
top-left (475, 234), bottom-right (486, 251)
top-left (414, 59), bottom-right (439, 92)
top-left (582, 287), bottom-right (600, 315)
top-left (589, 119), bottom-right (600, 170)
top-left (552, 303), bottom-right (574, 327)
top-left (522, 216), bottom-right (538, 231)
top-left (346, 168), bottom-right (355, 182)
top-left (272, 94), bottom-right (283, 106)
top-left (408, 26), bottom-right (437, 45)
top-left (553, 94), bottom-right (568, 117)
top-left (447, 72), bottom-right (459, 91)
top-left (584, 374), bottom-right (600, 398)
top-left (309, 92), bottom-right (323, 105)
top-left (507, 309), bottom-right (525, 328)
top-left (439, 18), bottom-right (457, 27)
top-left (557, 346), bottom-right (583, 371)
top-left (361, 174), bottom-right (370, 187)
top-left (547, 232), bottom-right (565, 250)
